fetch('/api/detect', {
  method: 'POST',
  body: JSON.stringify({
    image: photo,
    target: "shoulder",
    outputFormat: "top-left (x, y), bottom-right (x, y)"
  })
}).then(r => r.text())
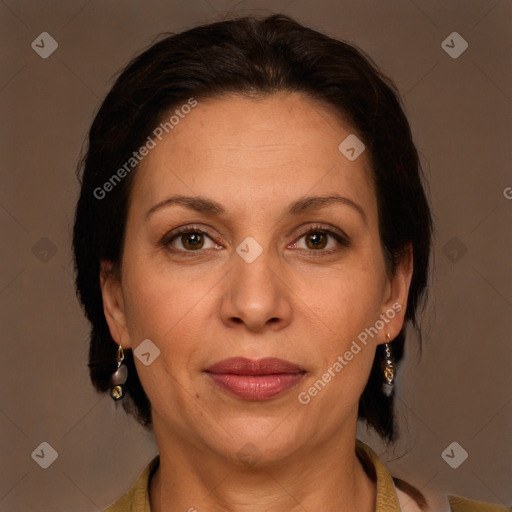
top-left (356, 439), bottom-right (509, 512)
top-left (395, 474), bottom-right (510, 512)
top-left (102, 456), bottom-right (159, 512)
top-left (395, 475), bottom-right (510, 512)
top-left (447, 495), bottom-right (511, 512)
top-left (395, 482), bottom-right (510, 512)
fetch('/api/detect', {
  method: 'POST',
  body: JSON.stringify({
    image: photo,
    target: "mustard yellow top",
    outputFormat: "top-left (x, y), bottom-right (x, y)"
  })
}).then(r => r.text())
top-left (103, 440), bottom-right (509, 512)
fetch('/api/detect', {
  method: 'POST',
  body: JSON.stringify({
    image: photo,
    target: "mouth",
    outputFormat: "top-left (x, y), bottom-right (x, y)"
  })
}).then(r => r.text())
top-left (204, 357), bottom-right (306, 401)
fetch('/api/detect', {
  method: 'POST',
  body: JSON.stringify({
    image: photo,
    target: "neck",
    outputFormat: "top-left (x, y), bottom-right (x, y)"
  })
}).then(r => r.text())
top-left (149, 419), bottom-right (376, 512)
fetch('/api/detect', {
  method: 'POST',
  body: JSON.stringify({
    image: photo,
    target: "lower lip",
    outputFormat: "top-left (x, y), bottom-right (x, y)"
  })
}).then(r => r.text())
top-left (206, 373), bottom-right (305, 400)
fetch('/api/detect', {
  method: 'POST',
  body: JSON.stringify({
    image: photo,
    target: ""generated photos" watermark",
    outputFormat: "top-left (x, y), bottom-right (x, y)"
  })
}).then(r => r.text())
top-left (298, 302), bottom-right (402, 405)
top-left (93, 98), bottom-right (198, 200)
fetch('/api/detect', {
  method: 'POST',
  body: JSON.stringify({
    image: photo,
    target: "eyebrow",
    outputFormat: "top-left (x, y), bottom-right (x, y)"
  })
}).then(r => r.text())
top-left (145, 194), bottom-right (367, 223)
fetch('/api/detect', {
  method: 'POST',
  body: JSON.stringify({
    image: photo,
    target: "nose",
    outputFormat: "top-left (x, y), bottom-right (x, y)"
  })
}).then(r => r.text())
top-left (219, 242), bottom-right (293, 333)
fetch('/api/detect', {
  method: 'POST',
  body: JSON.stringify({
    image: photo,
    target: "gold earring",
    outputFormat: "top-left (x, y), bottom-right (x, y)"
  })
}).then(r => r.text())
top-left (381, 333), bottom-right (395, 397)
top-left (110, 345), bottom-right (128, 401)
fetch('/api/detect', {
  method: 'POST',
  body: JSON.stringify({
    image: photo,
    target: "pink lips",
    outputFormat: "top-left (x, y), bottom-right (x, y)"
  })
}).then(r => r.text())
top-left (205, 357), bottom-right (306, 401)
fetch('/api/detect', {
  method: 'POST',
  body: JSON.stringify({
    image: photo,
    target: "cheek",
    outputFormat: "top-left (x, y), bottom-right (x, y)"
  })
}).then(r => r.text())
top-left (120, 257), bottom-right (220, 399)
top-left (295, 272), bottom-right (383, 414)
top-left (120, 262), bottom-right (209, 416)
top-left (298, 254), bottom-right (387, 396)
top-left (309, 255), bottom-right (387, 337)
top-left (121, 254), bottom-right (215, 342)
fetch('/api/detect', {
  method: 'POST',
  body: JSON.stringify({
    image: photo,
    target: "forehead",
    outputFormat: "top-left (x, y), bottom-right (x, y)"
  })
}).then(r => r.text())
top-left (131, 92), bottom-right (376, 220)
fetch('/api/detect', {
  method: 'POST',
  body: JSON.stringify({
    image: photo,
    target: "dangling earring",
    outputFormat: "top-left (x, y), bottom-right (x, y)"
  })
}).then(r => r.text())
top-left (381, 333), bottom-right (396, 397)
top-left (110, 345), bottom-right (128, 401)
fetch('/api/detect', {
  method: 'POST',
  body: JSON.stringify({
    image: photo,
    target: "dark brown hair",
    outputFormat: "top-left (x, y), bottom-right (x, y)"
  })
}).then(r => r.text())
top-left (73, 14), bottom-right (432, 448)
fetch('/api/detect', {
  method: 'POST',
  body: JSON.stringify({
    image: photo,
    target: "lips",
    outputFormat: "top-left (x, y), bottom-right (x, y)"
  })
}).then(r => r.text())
top-left (204, 357), bottom-right (306, 400)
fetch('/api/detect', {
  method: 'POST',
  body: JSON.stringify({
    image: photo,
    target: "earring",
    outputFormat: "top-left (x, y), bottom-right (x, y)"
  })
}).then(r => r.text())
top-left (381, 333), bottom-right (396, 397)
top-left (110, 345), bottom-right (128, 401)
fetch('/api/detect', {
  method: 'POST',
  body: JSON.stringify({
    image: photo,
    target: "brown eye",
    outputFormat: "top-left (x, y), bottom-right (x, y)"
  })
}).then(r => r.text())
top-left (180, 232), bottom-right (204, 250)
top-left (292, 227), bottom-right (350, 255)
top-left (305, 232), bottom-right (328, 250)
top-left (166, 229), bottom-right (217, 252)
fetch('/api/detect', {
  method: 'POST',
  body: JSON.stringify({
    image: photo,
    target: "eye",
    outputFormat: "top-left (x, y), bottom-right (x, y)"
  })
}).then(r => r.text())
top-left (164, 228), bottom-right (218, 252)
top-left (291, 226), bottom-right (350, 254)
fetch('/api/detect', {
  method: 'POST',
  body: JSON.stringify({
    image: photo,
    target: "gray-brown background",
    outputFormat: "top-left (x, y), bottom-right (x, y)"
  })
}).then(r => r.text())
top-left (0, 1), bottom-right (511, 511)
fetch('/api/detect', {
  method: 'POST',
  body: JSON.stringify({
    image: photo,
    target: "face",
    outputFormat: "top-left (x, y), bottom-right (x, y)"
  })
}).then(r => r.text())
top-left (101, 91), bottom-right (412, 466)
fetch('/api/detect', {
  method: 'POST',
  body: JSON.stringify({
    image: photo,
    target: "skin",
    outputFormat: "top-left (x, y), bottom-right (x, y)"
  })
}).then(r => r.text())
top-left (100, 91), bottom-right (413, 512)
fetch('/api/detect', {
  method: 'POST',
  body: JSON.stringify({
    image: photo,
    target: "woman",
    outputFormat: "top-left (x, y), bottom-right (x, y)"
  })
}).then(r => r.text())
top-left (72, 14), bottom-right (507, 512)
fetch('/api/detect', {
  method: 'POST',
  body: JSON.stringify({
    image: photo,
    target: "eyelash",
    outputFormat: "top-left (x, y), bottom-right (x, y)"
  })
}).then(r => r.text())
top-left (161, 224), bottom-right (351, 258)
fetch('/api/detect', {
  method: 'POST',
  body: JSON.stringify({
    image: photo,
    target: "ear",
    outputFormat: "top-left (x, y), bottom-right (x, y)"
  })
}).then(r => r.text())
top-left (378, 243), bottom-right (414, 344)
top-left (99, 260), bottom-right (132, 349)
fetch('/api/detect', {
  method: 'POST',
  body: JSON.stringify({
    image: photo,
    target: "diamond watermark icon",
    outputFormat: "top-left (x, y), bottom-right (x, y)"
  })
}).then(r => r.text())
top-left (443, 237), bottom-right (467, 263)
top-left (32, 236), bottom-right (58, 263)
top-left (237, 442), bottom-right (262, 465)
top-left (236, 237), bottom-right (263, 263)
top-left (338, 134), bottom-right (365, 161)
top-left (31, 32), bottom-right (58, 59)
top-left (441, 441), bottom-right (468, 469)
top-left (134, 338), bottom-right (161, 366)
top-left (31, 442), bottom-right (58, 469)
top-left (441, 32), bottom-right (468, 59)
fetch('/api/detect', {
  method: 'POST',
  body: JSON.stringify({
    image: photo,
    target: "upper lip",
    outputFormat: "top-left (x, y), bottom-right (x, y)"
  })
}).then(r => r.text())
top-left (205, 357), bottom-right (305, 375)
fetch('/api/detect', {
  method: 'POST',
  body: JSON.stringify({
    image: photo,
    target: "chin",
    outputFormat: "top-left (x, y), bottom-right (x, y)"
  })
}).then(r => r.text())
top-left (204, 418), bottom-right (307, 467)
